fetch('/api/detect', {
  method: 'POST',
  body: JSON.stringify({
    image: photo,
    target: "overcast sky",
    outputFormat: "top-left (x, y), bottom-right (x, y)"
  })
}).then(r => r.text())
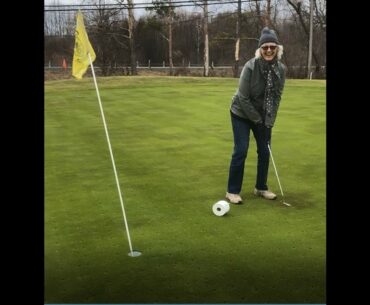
top-left (44, 0), bottom-right (238, 17)
top-left (45, 0), bottom-right (131, 4)
top-left (44, 1), bottom-right (169, 18)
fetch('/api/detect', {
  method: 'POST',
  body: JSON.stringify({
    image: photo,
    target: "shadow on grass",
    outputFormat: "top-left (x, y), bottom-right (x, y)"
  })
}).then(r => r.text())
top-left (279, 191), bottom-right (323, 209)
top-left (242, 190), bottom-right (321, 210)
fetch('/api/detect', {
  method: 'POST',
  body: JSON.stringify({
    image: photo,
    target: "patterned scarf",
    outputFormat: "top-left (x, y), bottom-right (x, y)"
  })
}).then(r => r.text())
top-left (260, 58), bottom-right (281, 120)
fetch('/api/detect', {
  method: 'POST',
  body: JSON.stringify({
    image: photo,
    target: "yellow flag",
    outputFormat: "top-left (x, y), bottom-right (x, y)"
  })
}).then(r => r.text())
top-left (72, 11), bottom-right (96, 79)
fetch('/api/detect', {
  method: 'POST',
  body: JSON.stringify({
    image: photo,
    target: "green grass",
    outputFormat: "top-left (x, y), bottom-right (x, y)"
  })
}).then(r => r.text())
top-left (45, 76), bottom-right (326, 303)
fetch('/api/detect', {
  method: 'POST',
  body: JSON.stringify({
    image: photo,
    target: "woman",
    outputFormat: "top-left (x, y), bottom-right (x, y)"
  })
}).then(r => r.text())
top-left (225, 27), bottom-right (286, 204)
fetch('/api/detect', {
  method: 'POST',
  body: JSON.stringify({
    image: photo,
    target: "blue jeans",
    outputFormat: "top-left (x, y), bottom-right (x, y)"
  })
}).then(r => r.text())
top-left (227, 112), bottom-right (272, 194)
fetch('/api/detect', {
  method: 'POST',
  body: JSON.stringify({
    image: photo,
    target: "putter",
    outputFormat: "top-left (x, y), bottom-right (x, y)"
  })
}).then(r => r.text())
top-left (267, 142), bottom-right (291, 207)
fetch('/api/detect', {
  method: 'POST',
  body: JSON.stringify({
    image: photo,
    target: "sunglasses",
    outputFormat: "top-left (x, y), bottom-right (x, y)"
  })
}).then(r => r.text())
top-left (261, 45), bottom-right (277, 51)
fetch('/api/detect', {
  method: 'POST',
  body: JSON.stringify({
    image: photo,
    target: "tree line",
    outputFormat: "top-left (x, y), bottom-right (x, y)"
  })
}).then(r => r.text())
top-left (44, 0), bottom-right (326, 79)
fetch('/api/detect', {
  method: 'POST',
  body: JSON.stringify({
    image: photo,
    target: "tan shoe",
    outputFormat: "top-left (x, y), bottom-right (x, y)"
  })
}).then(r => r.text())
top-left (225, 192), bottom-right (243, 204)
top-left (254, 188), bottom-right (277, 200)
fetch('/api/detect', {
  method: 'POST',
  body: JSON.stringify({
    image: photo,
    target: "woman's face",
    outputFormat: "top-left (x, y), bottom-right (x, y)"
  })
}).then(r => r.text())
top-left (260, 43), bottom-right (278, 61)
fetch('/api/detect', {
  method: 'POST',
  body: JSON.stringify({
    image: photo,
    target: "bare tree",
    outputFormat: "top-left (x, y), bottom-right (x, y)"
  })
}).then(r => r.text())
top-left (264, 0), bottom-right (272, 27)
top-left (87, 0), bottom-right (127, 75)
top-left (44, 0), bottom-right (75, 36)
top-left (44, 0), bottom-right (326, 79)
top-left (233, 0), bottom-right (242, 78)
top-left (168, 1), bottom-right (174, 75)
top-left (127, 0), bottom-right (137, 74)
top-left (117, 0), bottom-right (137, 75)
top-left (192, 1), bottom-right (209, 76)
top-left (313, 0), bottom-right (326, 31)
top-left (147, 0), bottom-right (175, 75)
top-left (253, 0), bottom-right (263, 31)
top-left (286, 0), bottom-right (320, 71)
top-left (196, 17), bottom-right (201, 65)
top-left (202, 1), bottom-right (209, 76)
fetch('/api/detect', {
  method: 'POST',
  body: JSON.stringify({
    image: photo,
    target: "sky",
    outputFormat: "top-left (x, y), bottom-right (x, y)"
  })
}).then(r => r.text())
top-left (44, 0), bottom-right (240, 17)
top-left (44, 1), bottom-right (146, 15)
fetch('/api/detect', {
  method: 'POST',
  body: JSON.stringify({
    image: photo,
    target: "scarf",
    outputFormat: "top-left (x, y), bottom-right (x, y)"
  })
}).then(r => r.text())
top-left (260, 58), bottom-right (281, 120)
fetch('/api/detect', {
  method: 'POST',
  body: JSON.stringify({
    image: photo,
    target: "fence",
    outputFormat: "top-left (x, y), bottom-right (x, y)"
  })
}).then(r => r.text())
top-left (44, 64), bottom-right (326, 80)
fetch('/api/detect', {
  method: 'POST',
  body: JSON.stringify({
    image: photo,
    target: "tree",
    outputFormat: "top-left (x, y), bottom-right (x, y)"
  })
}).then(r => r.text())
top-left (252, 0), bottom-right (263, 32)
top-left (88, 1), bottom-right (126, 75)
top-left (264, 0), bottom-right (272, 27)
top-left (148, 0), bottom-right (176, 75)
top-left (192, 1), bottom-right (209, 76)
top-left (117, 0), bottom-right (138, 75)
top-left (44, 0), bottom-right (326, 79)
top-left (313, 0), bottom-right (326, 31)
top-left (202, 1), bottom-right (209, 76)
top-left (286, 0), bottom-right (320, 72)
top-left (233, 0), bottom-right (242, 78)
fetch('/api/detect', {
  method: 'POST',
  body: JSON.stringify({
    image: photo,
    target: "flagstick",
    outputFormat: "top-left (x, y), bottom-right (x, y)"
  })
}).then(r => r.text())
top-left (88, 53), bottom-right (141, 257)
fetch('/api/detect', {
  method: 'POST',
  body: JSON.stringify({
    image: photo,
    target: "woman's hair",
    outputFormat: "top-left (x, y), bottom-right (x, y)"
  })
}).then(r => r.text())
top-left (255, 45), bottom-right (284, 60)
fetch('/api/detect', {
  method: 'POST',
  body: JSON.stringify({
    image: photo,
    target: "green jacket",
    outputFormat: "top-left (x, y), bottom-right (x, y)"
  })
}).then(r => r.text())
top-left (230, 57), bottom-right (286, 127)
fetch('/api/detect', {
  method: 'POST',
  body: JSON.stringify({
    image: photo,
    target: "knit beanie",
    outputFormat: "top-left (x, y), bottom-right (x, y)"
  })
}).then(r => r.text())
top-left (258, 27), bottom-right (279, 47)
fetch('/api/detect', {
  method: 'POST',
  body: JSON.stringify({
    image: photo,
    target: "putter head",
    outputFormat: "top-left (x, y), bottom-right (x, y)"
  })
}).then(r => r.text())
top-left (282, 201), bottom-right (291, 207)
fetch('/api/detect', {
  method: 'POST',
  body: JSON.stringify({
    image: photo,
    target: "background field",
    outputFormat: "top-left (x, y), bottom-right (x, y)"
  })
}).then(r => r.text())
top-left (45, 76), bottom-right (326, 303)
